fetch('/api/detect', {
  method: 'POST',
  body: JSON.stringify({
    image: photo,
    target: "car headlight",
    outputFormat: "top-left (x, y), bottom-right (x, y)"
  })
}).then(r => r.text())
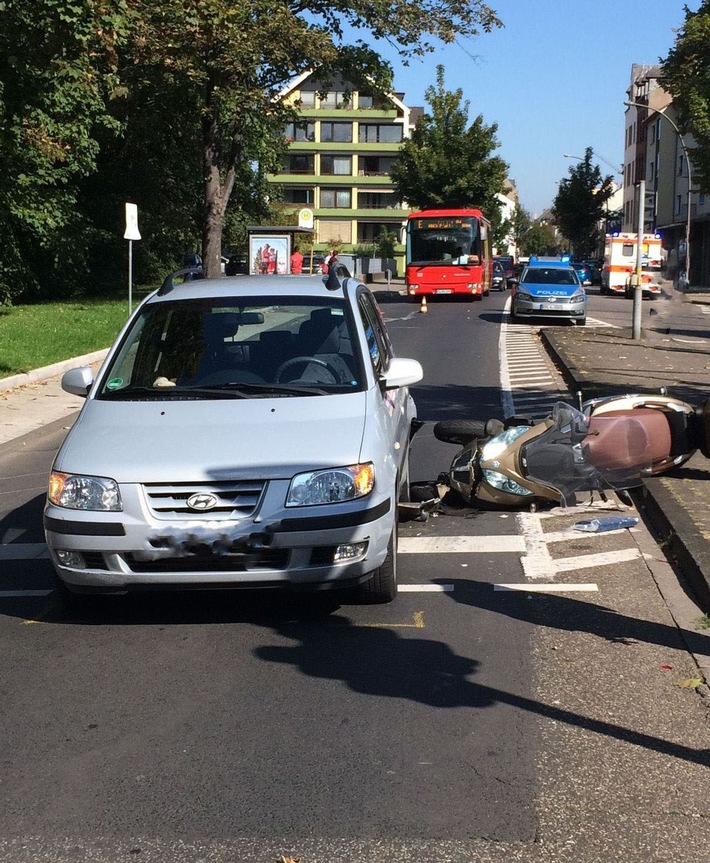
top-left (570, 292), bottom-right (586, 303)
top-left (481, 426), bottom-right (529, 461)
top-left (482, 469), bottom-right (533, 496)
top-left (48, 472), bottom-right (122, 511)
top-left (516, 289), bottom-right (533, 300)
top-left (286, 463), bottom-right (375, 506)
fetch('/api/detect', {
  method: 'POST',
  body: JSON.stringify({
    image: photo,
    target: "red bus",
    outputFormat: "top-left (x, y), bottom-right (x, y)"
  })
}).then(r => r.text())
top-left (404, 208), bottom-right (492, 300)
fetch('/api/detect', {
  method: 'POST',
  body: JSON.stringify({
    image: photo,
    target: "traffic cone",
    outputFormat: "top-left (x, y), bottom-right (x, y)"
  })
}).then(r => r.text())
top-left (420, 296), bottom-right (428, 313)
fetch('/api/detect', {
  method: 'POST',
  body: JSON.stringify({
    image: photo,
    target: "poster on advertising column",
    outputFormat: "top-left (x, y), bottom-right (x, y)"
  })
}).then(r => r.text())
top-left (249, 235), bottom-right (290, 275)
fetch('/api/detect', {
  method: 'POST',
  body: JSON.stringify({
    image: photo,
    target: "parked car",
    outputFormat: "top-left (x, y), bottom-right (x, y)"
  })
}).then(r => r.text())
top-left (509, 258), bottom-right (587, 325)
top-left (492, 260), bottom-right (506, 290)
top-left (583, 259), bottom-right (602, 285)
top-left (301, 253), bottom-right (325, 273)
top-left (224, 254), bottom-right (248, 276)
top-left (571, 261), bottom-right (592, 286)
top-left (45, 271), bottom-right (423, 607)
top-left (494, 255), bottom-right (515, 279)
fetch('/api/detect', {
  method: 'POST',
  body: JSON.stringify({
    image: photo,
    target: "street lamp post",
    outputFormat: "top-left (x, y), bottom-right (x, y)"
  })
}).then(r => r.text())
top-left (624, 100), bottom-right (692, 290)
top-left (562, 151), bottom-right (623, 177)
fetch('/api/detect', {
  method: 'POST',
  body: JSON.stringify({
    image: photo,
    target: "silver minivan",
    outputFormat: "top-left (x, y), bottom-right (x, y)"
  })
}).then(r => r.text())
top-left (45, 271), bottom-right (423, 605)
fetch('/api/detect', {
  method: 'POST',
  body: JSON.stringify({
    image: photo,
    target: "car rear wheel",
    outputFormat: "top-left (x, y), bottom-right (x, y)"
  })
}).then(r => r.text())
top-left (356, 527), bottom-right (397, 604)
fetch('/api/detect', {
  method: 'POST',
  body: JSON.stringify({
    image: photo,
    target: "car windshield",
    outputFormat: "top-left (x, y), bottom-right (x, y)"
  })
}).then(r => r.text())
top-left (522, 268), bottom-right (579, 285)
top-left (97, 297), bottom-right (364, 399)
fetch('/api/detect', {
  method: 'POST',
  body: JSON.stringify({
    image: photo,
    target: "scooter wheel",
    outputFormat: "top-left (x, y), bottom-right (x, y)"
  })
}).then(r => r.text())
top-left (434, 419), bottom-right (492, 445)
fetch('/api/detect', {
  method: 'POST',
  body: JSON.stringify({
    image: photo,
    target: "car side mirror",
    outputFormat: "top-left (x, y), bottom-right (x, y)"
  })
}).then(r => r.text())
top-left (507, 278), bottom-right (519, 287)
top-left (380, 357), bottom-right (423, 390)
top-left (61, 366), bottom-right (94, 397)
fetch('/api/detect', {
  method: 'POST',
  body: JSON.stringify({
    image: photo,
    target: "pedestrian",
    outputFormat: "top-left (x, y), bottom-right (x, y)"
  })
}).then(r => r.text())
top-left (290, 246), bottom-right (304, 274)
top-left (322, 249), bottom-right (337, 274)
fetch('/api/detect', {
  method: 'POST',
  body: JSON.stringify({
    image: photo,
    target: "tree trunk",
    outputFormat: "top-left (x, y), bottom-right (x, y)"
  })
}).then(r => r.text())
top-left (202, 110), bottom-right (239, 278)
top-left (203, 157), bottom-right (225, 278)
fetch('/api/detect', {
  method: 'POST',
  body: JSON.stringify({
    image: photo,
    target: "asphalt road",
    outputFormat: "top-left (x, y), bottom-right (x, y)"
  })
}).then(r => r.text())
top-left (1, 287), bottom-right (709, 863)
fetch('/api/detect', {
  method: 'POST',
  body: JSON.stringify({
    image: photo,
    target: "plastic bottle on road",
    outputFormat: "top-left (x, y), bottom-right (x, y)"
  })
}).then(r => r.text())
top-left (573, 516), bottom-right (639, 533)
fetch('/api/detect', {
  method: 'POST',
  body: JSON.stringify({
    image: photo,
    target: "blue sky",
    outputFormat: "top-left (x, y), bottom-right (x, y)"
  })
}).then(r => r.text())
top-left (366, 0), bottom-right (696, 216)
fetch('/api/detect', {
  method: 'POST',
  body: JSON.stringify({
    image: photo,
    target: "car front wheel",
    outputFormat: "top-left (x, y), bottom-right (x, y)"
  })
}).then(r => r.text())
top-left (356, 527), bottom-right (398, 604)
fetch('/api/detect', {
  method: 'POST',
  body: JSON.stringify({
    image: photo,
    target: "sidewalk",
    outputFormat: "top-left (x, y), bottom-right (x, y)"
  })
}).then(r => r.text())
top-left (0, 351), bottom-right (108, 445)
top-left (542, 300), bottom-right (710, 611)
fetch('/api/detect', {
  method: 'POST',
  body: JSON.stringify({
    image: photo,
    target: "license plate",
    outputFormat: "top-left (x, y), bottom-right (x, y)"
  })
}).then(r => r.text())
top-left (435, 289), bottom-right (452, 294)
top-left (537, 303), bottom-right (559, 311)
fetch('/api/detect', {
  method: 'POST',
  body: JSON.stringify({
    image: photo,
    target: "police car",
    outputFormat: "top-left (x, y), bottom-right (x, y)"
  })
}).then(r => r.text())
top-left (509, 256), bottom-right (587, 325)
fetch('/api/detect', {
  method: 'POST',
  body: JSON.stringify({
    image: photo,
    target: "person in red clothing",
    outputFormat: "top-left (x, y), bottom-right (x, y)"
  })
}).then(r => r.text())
top-left (290, 247), bottom-right (303, 274)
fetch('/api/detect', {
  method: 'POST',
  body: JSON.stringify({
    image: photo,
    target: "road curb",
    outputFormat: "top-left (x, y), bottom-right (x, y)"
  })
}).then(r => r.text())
top-left (0, 350), bottom-right (109, 394)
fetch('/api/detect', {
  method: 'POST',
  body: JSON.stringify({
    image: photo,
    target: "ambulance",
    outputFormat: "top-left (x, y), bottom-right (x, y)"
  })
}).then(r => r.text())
top-left (600, 232), bottom-right (663, 298)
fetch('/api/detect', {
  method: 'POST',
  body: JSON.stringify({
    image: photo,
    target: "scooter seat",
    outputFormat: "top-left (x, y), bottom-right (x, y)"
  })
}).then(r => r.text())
top-left (584, 409), bottom-right (671, 471)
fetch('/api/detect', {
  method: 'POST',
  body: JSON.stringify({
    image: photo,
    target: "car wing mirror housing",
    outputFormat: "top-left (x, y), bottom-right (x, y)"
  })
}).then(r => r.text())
top-left (380, 357), bottom-right (423, 390)
top-left (62, 366), bottom-right (94, 397)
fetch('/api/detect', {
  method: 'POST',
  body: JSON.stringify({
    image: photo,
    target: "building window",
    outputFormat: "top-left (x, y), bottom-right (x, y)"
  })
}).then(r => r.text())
top-left (284, 154), bottom-right (314, 174)
top-left (678, 154), bottom-right (684, 176)
top-left (358, 155), bottom-right (397, 176)
top-left (358, 222), bottom-right (401, 243)
top-left (298, 91), bottom-right (316, 108)
top-left (320, 188), bottom-right (352, 208)
top-left (357, 191), bottom-right (398, 209)
top-left (284, 122), bottom-right (315, 142)
top-left (320, 91), bottom-right (350, 109)
top-left (283, 187), bottom-right (314, 205)
top-left (358, 94), bottom-right (373, 109)
top-left (320, 155), bottom-right (352, 176)
top-left (320, 122), bottom-right (352, 143)
top-left (358, 124), bottom-right (402, 144)
top-left (649, 161), bottom-right (655, 181)
top-left (676, 194), bottom-right (682, 214)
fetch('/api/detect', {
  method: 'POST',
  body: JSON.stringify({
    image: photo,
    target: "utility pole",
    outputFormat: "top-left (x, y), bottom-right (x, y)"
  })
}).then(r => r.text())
top-left (632, 179), bottom-right (645, 340)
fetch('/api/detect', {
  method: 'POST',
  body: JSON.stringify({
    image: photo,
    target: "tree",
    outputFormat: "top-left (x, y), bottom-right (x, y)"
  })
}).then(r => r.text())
top-left (521, 222), bottom-right (558, 257)
top-left (494, 205), bottom-right (531, 256)
top-left (661, 0), bottom-right (710, 194)
top-left (390, 65), bottom-right (508, 215)
top-left (125, 2), bottom-right (502, 277)
top-left (510, 206), bottom-right (532, 253)
top-left (0, 0), bottom-right (129, 303)
top-left (552, 148), bottom-right (613, 259)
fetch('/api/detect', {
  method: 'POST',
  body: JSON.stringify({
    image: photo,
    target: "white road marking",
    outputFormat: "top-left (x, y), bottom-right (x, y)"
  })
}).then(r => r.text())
top-left (516, 512), bottom-right (554, 580)
top-left (541, 528), bottom-right (638, 544)
top-left (399, 535), bottom-right (526, 554)
top-left (398, 584), bottom-right (454, 592)
top-left (551, 547), bottom-right (641, 572)
top-left (494, 583), bottom-right (598, 593)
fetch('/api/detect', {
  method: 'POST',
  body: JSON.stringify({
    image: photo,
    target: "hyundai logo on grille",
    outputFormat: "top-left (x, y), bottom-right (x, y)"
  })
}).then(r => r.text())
top-left (187, 493), bottom-right (219, 511)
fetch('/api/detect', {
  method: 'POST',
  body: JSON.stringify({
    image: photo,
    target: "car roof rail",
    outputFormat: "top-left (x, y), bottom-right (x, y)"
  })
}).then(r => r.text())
top-left (158, 267), bottom-right (205, 296)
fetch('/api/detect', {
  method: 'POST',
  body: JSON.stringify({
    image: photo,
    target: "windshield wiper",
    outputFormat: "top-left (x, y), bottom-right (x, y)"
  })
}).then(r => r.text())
top-left (183, 382), bottom-right (329, 397)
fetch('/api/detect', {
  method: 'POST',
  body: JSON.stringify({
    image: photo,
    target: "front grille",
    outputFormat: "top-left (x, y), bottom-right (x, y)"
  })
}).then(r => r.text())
top-left (143, 480), bottom-right (266, 520)
top-left (124, 548), bottom-right (288, 573)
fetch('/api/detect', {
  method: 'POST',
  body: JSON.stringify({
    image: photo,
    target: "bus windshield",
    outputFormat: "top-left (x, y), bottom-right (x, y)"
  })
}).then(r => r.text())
top-left (407, 216), bottom-right (481, 266)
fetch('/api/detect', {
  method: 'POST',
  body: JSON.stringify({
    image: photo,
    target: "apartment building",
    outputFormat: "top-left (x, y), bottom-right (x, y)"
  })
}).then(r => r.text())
top-left (270, 71), bottom-right (423, 252)
top-left (624, 64), bottom-right (710, 287)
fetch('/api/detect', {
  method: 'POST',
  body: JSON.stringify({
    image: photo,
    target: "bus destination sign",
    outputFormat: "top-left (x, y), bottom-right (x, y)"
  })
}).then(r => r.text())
top-left (415, 217), bottom-right (470, 230)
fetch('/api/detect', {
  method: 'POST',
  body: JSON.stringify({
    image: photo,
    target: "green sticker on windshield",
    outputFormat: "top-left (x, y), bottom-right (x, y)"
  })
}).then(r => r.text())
top-left (106, 378), bottom-right (123, 390)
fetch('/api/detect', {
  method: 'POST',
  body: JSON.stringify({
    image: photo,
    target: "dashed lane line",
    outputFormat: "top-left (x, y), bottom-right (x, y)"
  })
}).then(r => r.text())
top-left (399, 535), bottom-right (525, 554)
top-left (494, 583), bottom-right (599, 593)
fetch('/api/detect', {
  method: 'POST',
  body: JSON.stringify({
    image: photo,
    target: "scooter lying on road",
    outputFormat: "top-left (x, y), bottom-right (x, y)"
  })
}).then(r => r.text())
top-left (433, 392), bottom-right (710, 509)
